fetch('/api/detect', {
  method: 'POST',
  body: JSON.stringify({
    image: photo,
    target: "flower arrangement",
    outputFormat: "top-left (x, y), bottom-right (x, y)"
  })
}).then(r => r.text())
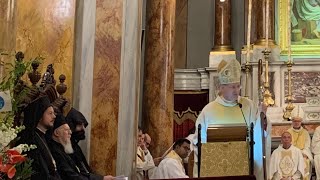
top-left (0, 52), bottom-right (41, 179)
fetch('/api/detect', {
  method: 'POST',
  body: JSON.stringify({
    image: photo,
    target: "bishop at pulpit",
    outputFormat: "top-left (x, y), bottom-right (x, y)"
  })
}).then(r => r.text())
top-left (192, 59), bottom-right (270, 180)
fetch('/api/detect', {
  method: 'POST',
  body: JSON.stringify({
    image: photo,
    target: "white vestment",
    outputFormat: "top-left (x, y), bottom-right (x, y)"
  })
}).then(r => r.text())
top-left (136, 147), bottom-right (156, 180)
top-left (153, 150), bottom-right (188, 179)
top-left (312, 126), bottom-right (320, 180)
top-left (193, 96), bottom-right (271, 180)
top-left (184, 133), bottom-right (195, 164)
top-left (288, 126), bottom-right (313, 179)
top-left (269, 145), bottom-right (305, 180)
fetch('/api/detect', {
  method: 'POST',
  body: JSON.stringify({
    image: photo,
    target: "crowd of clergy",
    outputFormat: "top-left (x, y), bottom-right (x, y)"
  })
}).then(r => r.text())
top-left (136, 58), bottom-right (320, 180)
top-left (17, 96), bottom-right (114, 180)
top-left (269, 115), bottom-right (320, 180)
top-left (136, 109), bottom-right (320, 180)
top-left (15, 57), bottom-right (320, 180)
top-left (136, 127), bottom-right (193, 179)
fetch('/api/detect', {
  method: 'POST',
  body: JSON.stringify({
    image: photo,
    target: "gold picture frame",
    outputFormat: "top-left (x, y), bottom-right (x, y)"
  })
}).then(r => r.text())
top-left (278, 0), bottom-right (320, 56)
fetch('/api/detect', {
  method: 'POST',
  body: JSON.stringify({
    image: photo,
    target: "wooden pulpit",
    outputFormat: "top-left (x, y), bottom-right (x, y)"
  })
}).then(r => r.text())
top-left (200, 123), bottom-right (251, 177)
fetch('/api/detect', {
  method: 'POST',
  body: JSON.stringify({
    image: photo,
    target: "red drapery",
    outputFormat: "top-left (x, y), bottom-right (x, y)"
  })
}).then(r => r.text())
top-left (173, 119), bottom-right (195, 142)
top-left (173, 91), bottom-right (209, 142)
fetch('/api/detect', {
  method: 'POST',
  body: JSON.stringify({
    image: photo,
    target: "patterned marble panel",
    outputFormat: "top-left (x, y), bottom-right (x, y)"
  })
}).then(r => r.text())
top-left (15, 0), bottom-right (75, 99)
top-left (284, 72), bottom-right (320, 103)
top-left (90, 0), bottom-right (122, 175)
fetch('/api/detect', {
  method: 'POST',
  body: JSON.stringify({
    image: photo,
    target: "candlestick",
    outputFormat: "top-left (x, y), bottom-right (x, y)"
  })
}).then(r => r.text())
top-left (246, 0), bottom-right (252, 64)
top-left (288, 0), bottom-right (291, 62)
top-left (266, 0), bottom-right (269, 49)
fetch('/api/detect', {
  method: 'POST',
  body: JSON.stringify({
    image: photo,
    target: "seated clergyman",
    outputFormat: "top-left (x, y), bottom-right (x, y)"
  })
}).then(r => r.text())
top-left (153, 138), bottom-right (190, 179)
top-left (49, 114), bottom-right (114, 180)
top-left (287, 116), bottom-right (313, 179)
top-left (269, 132), bottom-right (305, 180)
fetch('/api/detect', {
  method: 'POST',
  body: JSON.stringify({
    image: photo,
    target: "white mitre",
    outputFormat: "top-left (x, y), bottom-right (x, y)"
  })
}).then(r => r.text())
top-left (218, 59), bottom-right (241, 84)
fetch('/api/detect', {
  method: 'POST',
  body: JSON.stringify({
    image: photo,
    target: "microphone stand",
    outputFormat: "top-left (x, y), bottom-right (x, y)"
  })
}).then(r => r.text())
top-left (260, 112), bottom-right (267, 180)
top-left (250, 122), bottom-right (254, 175)
top-left (197, 124), bottom-right (201, 178)
top-left (238, 103), bottom-right (254, 175)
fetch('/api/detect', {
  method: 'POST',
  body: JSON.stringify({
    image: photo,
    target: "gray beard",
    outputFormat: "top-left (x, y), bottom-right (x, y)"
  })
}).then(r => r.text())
top-left (61, 138), bottom-right (74, 154)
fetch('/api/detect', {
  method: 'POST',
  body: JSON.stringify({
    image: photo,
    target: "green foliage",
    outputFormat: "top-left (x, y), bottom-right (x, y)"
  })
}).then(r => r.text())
top-left (0, 53), bottom-right (44, 180)
top-left (0, 54), bottom-right (44, 125)
top-left (13, 159), bottom-right (34, 180)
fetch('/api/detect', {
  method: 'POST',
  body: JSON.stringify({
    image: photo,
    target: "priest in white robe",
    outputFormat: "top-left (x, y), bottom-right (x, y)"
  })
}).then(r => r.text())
top-left (287, 116), bottom-right (313, 179)
top-left (311, 126), bottom-right (320, 180)
top-left (153, 138), bottom-right (190, 179)
top-left (192, 59), bottom-right (270, 180)
top-left (269, 131), bottom-right (305, 180)
top-left (136, 130), bottom-right (156, 180)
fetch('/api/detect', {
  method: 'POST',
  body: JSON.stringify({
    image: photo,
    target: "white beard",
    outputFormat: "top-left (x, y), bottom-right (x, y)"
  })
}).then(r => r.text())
top-left (61, 138), bottom-right (74, 154)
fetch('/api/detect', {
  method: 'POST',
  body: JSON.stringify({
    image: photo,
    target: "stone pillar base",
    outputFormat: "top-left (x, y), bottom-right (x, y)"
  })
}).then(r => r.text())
top-left (209, 50), bottom-right (236, 67)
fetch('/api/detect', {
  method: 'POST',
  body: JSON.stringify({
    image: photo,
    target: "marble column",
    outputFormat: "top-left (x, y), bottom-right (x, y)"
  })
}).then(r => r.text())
top-left (174, 0), bottom-right (188, 68)
top-left (254, 0), bottom-right (275, 45)
top-left (72, 0), bottom-right (96, 161)
top-left (143, 0), bottom-right (176, 158)
top-left (116, 0), bottom-right (142, 178)
top-left (212, 0), bottom-right (232, 51)
top-left (90, 0), bottom-right (122, 175)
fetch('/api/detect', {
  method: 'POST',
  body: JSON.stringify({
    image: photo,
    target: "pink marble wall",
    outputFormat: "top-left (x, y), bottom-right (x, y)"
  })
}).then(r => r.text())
top-left (90, 0), bottom-right (122, 175)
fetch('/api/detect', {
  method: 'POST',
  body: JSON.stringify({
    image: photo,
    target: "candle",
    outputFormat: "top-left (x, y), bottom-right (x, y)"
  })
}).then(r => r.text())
top-left (246, 0), bottom-right (252, 64)
top-left (288, 0), bottom-right (291, 62)
top-left (266, 0), bottom-right (269, 49)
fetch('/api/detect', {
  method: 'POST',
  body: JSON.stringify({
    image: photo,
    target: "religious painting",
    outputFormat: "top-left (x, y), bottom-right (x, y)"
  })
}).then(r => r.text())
top-left (284, 72), bottom-right (320, 103)
top-left (278, 0), bottom-right (320, 56)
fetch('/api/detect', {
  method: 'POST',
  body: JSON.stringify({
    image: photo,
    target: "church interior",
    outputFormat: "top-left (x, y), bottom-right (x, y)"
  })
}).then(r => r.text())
top-left (1, 0), bottom-right (320, 179)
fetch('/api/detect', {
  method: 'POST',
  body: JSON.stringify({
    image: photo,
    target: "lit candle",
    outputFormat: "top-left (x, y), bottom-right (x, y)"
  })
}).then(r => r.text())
top-left (266, 0), bottom-right (269, 49)
top-left (288, 0), bottom-right (291, 62)
top-left (246, 0), bottom-right (252, 64)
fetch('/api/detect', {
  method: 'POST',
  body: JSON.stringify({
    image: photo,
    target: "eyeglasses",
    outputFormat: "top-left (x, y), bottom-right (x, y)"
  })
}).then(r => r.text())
top-left (146, 142), bottom-right (150, 147)
top-left (181, 145), bottom-right (191, 151)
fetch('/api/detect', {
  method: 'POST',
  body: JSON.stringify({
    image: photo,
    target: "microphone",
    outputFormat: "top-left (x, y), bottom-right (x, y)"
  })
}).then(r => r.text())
top-left (238, 103), bottom-right (248, 128)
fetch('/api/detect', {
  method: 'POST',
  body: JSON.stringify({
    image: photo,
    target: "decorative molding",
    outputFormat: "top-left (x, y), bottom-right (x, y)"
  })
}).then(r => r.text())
top-left (174, 68), bottom-right (209, 90)
top-left (306, 97), bottom-right (320, 106)
top-left (198, 68), bottom-right (209, 89)
top-left (173, 107), bottom-right (199, 125)
top-left (302, 106), bottom-right (320, 121)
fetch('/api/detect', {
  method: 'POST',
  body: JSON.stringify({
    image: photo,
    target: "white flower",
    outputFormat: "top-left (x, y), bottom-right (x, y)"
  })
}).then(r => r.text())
top-left (13, 144), bottom-right (37, 154)
top-left (0, 124), bottom-right (17, 151)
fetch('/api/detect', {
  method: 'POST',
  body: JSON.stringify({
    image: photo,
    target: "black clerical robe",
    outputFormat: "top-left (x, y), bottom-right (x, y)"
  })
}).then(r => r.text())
top-left (22, 129), bottom-right (61, 180)
top-left (69, 140), bottom-right (103, 180)
top-left (48, 139), bottom-right (99, 180)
